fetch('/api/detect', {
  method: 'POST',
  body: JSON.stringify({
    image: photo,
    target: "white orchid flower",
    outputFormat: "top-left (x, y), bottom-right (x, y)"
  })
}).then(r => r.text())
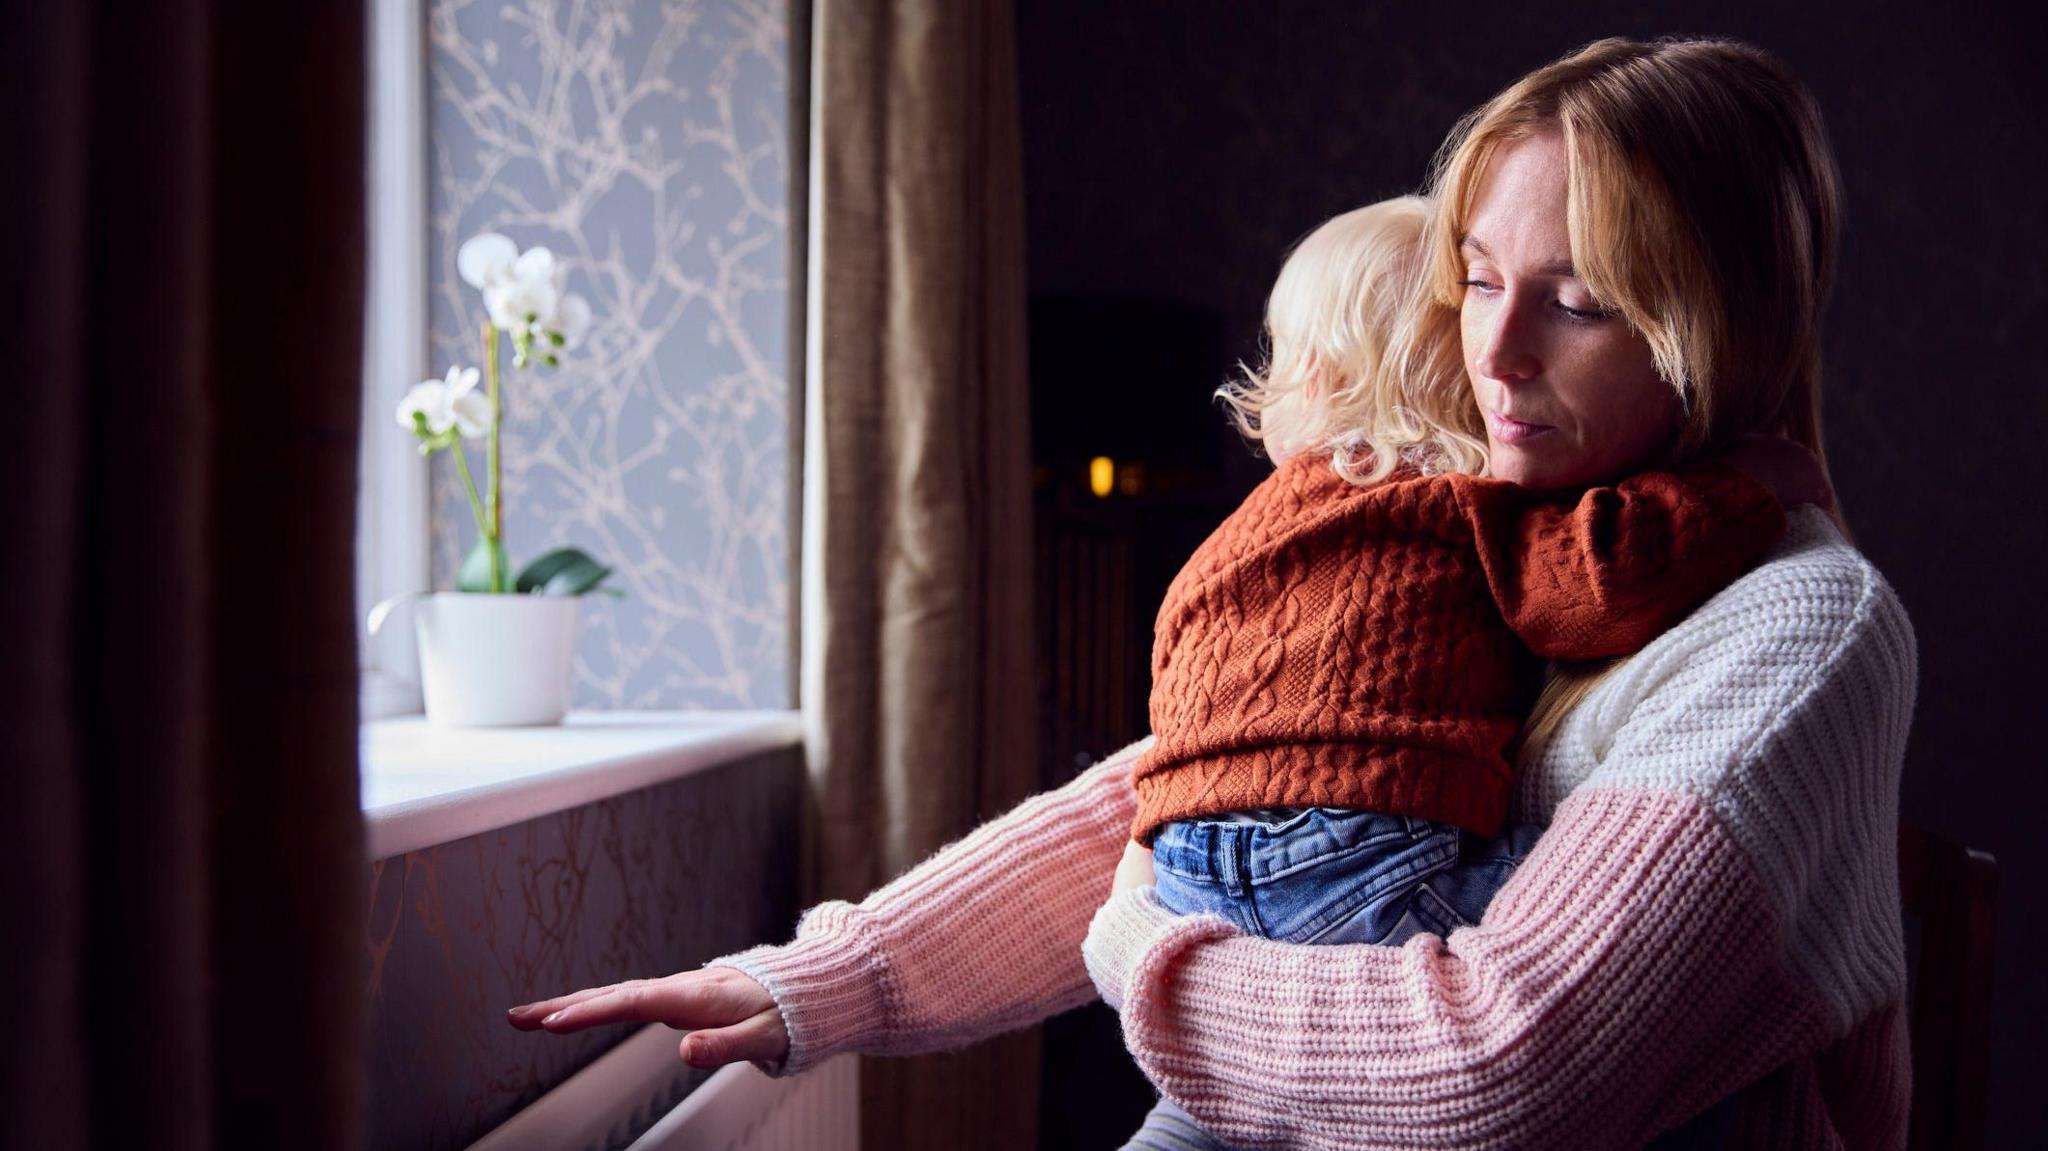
top-left (486, 245), bottom-right (560, 330)
top-left (457, 233), bottom-right (518, 290)
top-left (395, 365), bottom-right (490, 439)
top-left (395, 381), bottom-right (446, 435)
top-left (512, 245), bottom-right (555, 287)
top-left (443, 365), bottom-right (491, 436)
top-left (485, 276), bottom-right (559, 336)
top-left (459, 232), bottom-right (590, 361)
top-left (556, 293), bottom-right (592, 349)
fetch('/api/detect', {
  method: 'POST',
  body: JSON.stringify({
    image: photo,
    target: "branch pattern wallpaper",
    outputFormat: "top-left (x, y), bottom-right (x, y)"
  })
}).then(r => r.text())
top-left (426, 0), bottom-right (791, 709)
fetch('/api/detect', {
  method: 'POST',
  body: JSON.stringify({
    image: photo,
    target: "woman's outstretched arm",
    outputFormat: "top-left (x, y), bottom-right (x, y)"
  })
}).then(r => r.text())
top-left (508, 735), bottom-right (1151, 1071)
top-left (698, 734), bottom-right (1153, 1077)
top-left (1085, 527), bottom-right (1916, 1150)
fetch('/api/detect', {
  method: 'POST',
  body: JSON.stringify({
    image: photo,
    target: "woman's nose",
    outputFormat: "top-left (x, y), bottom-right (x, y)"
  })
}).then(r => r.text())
top-left (1473, 296), bottom-right (1541, 384)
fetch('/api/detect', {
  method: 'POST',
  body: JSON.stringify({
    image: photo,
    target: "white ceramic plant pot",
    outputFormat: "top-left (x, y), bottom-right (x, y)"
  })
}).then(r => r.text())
top-left (414, 592), bottom-right (581, 727)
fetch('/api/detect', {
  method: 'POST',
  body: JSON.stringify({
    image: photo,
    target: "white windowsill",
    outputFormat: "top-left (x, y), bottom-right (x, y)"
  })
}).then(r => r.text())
top-left (360, 709), bottom-right (805, 860)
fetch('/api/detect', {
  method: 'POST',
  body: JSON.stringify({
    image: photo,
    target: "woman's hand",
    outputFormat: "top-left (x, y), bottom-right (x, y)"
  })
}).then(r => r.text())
top-left (1112, 838), bottom-right (1155, 897)
top-left (1718, 433), bottom-right (1835, 511)
top-left (506, 966), bottom-right (788, 1070)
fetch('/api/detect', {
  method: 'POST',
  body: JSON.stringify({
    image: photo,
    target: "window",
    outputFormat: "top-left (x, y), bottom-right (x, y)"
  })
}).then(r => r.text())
top-left (358, 0), bottom-right (430, 720)
top-left (357, 0), bottom-right (794, 718)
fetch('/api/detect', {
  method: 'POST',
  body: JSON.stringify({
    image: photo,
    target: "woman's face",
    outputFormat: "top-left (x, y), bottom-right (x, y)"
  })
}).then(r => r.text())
top-left (1457, 130), bottom-right (1683, 490)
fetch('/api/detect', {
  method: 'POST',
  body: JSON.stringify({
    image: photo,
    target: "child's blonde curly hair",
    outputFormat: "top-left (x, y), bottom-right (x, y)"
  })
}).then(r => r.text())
top-left (1217, 195), bottom-right (1485, 487)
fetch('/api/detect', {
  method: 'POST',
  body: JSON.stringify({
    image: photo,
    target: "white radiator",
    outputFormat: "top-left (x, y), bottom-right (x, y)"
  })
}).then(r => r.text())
top-left (467, 1024), bottom-right (860, 1151)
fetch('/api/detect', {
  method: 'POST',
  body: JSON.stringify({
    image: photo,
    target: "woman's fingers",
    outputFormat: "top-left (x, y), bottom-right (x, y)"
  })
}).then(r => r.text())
top-left (679, 1006), bottom-right (790, 1069)
top-left (506, 982), bottom-right (630, 1029)
top-left (536, 979), bottom-right (689, 1033)
top-left (509, 968), bottom-right (778, 1036)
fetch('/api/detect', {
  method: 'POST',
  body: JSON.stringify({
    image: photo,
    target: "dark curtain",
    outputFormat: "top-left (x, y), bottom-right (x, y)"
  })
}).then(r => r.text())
top-left (2, 2), bottom-right (367, 1148)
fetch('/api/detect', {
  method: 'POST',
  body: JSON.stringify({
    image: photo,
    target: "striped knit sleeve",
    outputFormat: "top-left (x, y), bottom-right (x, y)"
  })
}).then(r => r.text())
top-left (1449, 461), bottom-right (1786, 661)
top-left (702, 735), bottom-right (1153, 1079)
top-left (1082, 542), bottom-right (1916, 1150)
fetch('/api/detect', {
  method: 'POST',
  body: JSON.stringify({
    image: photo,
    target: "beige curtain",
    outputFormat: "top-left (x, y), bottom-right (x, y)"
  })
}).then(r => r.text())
top-left (797, 0), bottom-right (1041, 1147)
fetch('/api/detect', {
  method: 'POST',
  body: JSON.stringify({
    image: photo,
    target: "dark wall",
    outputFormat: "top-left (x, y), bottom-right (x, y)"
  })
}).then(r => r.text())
top-left (1019, 2), bottom-right (2046, 1145)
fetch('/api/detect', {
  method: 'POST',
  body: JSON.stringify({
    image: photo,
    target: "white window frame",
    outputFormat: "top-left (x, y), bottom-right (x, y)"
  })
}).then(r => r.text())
top-left (356, 0), bottom-right (429, 720)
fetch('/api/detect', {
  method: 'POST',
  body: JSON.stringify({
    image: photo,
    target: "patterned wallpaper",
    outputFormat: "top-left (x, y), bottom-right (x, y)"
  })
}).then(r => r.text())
top-left (425, 0), bottom-right (790, 709)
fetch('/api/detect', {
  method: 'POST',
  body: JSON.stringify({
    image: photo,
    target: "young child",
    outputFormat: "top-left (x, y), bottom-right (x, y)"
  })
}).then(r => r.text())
top-left (1116, 197), bottom-right (1801, 1148)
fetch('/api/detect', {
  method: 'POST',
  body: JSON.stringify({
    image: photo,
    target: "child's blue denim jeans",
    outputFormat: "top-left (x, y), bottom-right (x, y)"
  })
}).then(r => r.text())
top-left (1119, 806), bottom-right (1542, 1151)
top-left (1150, 806), bottom-right (1539, 946)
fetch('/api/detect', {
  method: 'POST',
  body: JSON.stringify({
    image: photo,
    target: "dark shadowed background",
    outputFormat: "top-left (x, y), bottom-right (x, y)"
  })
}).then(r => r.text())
top-left (1015, 3), bottom-right (2046, 1147)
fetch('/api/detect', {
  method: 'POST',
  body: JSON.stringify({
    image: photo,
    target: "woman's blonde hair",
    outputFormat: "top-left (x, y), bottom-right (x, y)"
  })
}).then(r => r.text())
top-left (1421, 36), bottom-right (1849, 754)
top-left (1217, 195), bottom-right (1485, 487)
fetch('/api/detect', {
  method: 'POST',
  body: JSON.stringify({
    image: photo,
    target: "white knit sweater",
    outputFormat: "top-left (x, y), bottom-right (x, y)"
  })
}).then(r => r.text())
top-left (1508, 503), bottom-right (1916, 1045)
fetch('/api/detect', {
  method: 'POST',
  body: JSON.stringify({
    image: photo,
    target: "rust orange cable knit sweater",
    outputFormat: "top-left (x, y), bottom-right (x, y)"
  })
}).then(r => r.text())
top-left (1129, 452), bottom-right (1785, 845)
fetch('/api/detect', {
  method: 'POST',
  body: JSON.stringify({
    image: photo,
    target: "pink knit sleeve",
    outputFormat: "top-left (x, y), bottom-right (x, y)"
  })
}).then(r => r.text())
top-left (701, 735), bottom-right (1151, 1078)
top-left (1449, 462), bottom-right (1786, 660)
top-left (1081, 789), bottom-right (1821, 1149)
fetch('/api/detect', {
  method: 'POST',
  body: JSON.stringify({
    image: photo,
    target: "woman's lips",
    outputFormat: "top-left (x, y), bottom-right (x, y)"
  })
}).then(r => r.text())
top-left (1486, 410), bottom-right (1554, 445)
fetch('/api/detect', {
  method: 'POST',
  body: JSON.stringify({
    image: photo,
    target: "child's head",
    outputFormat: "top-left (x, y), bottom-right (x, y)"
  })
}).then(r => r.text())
top-left (1219, 195), bottom-right (1483, 485)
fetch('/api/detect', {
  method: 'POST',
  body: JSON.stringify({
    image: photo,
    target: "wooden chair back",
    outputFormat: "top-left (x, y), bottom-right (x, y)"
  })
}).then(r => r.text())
top-left (1898, 824), bottom-right (1998, 1150)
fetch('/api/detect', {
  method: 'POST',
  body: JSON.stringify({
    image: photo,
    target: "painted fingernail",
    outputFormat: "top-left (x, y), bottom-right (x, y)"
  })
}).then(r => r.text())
top-left (543, 1011), bottom-right (563, 1026)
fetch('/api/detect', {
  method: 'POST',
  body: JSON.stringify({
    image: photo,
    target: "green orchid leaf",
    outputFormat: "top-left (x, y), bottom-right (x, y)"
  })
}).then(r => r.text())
top-left (513, 546), bottom-right (587, 592)
top-left (549, 563), bottom-right (612, 596)
top-left (515, 546), bottom-right (614, 596)
top-left (540, 559), bottom-right (612, 597)
top-left (458, 536), bottom-right (510, 593)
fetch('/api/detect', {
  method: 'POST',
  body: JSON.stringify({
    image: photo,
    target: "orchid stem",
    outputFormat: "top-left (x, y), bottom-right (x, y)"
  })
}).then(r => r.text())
top-left (450, 439), bottom-right (491, 547)
top-left (483, 319), bottom-right (507, 593)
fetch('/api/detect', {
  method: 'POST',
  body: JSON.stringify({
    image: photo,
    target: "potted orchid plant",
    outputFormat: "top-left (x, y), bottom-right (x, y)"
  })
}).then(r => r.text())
top-left (368, 233), bottom-right (618, 727)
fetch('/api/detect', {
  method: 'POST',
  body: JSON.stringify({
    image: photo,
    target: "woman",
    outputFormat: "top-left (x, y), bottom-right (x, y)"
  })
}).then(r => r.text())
top-left (510, 37), bottom-right (1914, 1149)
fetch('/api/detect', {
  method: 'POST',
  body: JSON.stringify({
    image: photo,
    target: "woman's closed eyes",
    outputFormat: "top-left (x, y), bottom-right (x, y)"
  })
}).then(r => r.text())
top-left (1456, 274), bottom-right (1615, 325)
